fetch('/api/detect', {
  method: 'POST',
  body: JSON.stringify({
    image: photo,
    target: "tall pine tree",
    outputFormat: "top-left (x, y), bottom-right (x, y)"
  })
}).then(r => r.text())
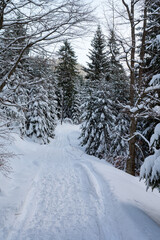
top-left (22, 57), bottom-right (57, 144)
top-left (55, 40), bottom-right (79, 123)
top-left (107, 28), bottom-right (129, 168)
top-left (80, 25), bottom-right (114, 158)
top-left (84, 25), bottom-right (109, 82)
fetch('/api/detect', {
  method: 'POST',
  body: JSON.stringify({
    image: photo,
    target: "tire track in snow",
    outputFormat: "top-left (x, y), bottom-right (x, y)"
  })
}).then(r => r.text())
top-left (63, 128), bottom-right (146, 240)
top-left (7, 129), bottom-right (109, 240)
top-left (60, 134), bottom-right (123, 239)
top-left (55, 126), bottom-right (124, 239)
top-left (82, 160), bottom-right (160, 240)
top-left (7, 124), bottom-right (152, 240)
top-left (75, 162), bottom-right (125, 240)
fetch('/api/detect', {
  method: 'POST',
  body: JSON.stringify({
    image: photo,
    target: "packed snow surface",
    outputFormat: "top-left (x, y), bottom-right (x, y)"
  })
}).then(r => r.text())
top-left (0, 123), bottom-right (160, 240)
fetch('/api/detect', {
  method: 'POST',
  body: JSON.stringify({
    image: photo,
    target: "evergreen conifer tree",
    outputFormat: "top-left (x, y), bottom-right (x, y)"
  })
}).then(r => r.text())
top-left (81, 80), bottom-right (114, 158)
top-left (107, 28), bottom-right (129, 167)
top-left (56, 40), bottom-right (79, 123)
top-left (140, 123), bottom-right (160, 191)
top-left (22, 57), bottom-right (57, 143)
top-left (84, 25), bottom-right (109, 82)
top-left (24, 85), bottom-right (50, 144)
top-left (80, 25), bottom-right (113, 158)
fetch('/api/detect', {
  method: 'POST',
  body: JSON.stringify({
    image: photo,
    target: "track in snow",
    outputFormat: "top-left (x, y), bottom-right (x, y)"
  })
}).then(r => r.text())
top-left (6, 124), bottom-right (160, 240)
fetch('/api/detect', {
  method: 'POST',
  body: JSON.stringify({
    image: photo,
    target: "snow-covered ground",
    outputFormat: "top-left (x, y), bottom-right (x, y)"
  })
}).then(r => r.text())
top-left (0, 123), bottom-right (160, 240)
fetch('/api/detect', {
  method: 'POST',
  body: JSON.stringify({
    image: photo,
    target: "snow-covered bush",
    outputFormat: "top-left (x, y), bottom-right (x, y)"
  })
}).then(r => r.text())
top-left (140, 123), bottom-right (160, 191)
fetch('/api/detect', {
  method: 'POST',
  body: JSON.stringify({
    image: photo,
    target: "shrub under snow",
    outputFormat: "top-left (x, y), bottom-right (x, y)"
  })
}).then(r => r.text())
top-left (140, 123), bottom-right (160, 191)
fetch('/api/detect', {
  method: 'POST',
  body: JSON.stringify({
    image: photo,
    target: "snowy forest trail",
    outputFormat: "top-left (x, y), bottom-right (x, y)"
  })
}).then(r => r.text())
top-left (3, 124), bottom-right (160, 240)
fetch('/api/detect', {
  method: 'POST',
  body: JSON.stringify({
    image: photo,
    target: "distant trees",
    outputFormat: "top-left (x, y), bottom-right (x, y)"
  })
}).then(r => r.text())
top-left (140, 123), bottom-right (160, 192)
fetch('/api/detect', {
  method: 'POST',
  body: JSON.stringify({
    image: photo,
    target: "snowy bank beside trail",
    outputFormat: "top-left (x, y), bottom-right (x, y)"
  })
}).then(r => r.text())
top-left (88, 158), bottom-right (160, 225)
top-left (59, 124), bottom-right (160, 233)
top-left (0, 134), bottom-right (46, 239)
top-left (0, 123), bottom-right (160, 240)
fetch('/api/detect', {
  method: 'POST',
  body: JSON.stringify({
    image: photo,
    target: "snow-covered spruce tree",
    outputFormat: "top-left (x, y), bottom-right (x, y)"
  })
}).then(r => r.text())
top-left (84, 25), bottom-right (109, 82)
top-left (23, 57), bottom-right (57, 144)
top-left (140, 123), bottom-right (160, 192)
top-left (107, 28), bottom-right (129, 169)
top-left (24, 85), bottom-right (50, 144)
top-left (33, 57), bottom-right (57, 138)
top-left (55, 40), bottom-right (79, 123)
top-left (80, 25), bottom-right (114, 158)
top-left (81, 80), bottom-right (114, 158)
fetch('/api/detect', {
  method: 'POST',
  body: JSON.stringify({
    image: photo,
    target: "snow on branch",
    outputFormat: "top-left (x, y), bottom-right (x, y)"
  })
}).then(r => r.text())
top-left (121, 131), bottom-right (150, 148)
top-left (149, 74), bottom-right (160, 86)
top-left (145, 85), bottom-right (160, 94)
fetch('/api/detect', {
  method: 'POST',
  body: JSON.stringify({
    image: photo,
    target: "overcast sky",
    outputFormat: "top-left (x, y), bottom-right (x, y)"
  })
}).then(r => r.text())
top-left (52, 0), bottom-right (130, 67)
top-left (72, 0), bottom-right (106, 66)
top-left (72, 0), bottom-right (127, 67)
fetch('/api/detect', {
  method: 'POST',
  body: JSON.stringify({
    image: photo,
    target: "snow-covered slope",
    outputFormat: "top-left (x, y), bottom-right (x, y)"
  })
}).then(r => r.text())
top-left (0, 123), bottom-right (160, 240)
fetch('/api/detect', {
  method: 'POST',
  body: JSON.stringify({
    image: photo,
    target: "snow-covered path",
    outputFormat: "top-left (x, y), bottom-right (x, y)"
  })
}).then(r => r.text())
top-left (1, 124), bottom-right (160, 240)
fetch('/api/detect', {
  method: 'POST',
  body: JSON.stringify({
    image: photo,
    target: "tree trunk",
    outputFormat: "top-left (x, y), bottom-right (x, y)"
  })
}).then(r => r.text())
top-left (121, 0), bottom-right (149, 175)
top-left (127, 0), bottom-right (136, 176)
top-left (126, 116), bottom-right (136, 175)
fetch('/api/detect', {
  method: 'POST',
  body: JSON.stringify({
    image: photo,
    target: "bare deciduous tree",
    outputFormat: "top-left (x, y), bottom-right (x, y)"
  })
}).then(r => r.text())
top-left (0, 0), bottom-right (94, 92)
top-left (120, 0), bottom-right (160, 175)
